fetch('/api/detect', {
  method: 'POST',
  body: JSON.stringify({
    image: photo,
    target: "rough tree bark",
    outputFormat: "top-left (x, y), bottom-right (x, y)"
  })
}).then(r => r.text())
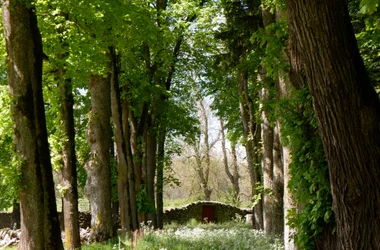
top-left (287, 0), bottom-right (380, 248)
top-left (85, 74), bottom-right (114, 242)
top-left (2, 1), bottom-right (64, 249)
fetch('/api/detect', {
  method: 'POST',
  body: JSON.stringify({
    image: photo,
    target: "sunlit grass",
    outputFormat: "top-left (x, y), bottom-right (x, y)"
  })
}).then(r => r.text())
top-left (137, 221), bottom-right (283, 250)
top-left (3, 221), bottom-right (283, 250)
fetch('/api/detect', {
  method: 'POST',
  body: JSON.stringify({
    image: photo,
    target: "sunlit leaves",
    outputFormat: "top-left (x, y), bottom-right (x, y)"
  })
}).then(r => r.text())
top-left (360, 0), bottom-right (379, 14)
top-left (0, 86), bottom-right (19, 209)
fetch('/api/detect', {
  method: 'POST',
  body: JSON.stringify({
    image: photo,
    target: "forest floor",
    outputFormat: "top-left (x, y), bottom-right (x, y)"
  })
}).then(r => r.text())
top-left (1, 221), bottom-right (284, 250)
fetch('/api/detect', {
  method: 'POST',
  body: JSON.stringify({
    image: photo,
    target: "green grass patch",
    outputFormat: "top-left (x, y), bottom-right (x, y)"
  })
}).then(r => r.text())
top-left (138, 222), bottom-right (283, 250)
top-left (3, 222), bottom-right (283, 250)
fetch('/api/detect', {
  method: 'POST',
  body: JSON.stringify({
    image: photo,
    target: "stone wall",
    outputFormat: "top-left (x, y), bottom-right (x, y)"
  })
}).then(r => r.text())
top-left (0, 213), bottom-right (13, 229)
top-left (0, 212), bottom-right (92, 230)
top-left (163, 201), bottom-right (252, 224)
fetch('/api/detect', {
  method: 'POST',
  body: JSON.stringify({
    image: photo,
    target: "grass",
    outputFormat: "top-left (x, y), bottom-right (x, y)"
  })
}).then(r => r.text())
top-left (79, 221), bottom-right (283, 250)
top-left (3, 221), bottom-right (284, 250)
top-left (137, 222), bottom-right (283, 250)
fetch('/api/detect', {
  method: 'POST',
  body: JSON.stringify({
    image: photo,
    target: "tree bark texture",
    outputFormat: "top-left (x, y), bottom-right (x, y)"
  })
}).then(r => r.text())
top-left (85, 74), bottom-right (114, 242)
top-left (2, 1), bottom-right (64, 249)
top-left (238, 69), bottom-right (263, 230)
top-left (59, 75), bottom-right (81, 249)
top-left (287, 0), bottom-right (380, 248)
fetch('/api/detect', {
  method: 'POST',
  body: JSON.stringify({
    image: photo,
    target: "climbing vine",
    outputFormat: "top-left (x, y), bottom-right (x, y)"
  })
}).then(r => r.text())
top-left (276, 88), bottom-right (334, 249)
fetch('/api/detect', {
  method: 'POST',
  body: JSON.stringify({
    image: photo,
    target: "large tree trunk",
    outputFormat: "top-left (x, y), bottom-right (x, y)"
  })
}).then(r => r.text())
top-left (238, 69), bottom-right (263, 230)
top-left (2, 1), bottom-right (64, 249)
top-left (85, 74), bottom-right (114, 242)
top-left (287, 0), bottom-right (380, 248)
top-left (59, 75), bottom-right (81, 249)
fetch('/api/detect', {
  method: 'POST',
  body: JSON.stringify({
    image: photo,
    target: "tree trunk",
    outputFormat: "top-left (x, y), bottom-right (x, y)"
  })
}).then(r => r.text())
top-left (282, 145), bottom-right (297, 250)
top-left (197, 98), bottom-right (213, 201)
top-left (260, 82), bottom-right (275, 234)
top-left (128, 110), bottom-right (144, 226)
top-left (110, 49), bottom-right (131, 232)
top-left (146, 126), bottom-right (157, 226)
top-left (11, 202), bottom-right (20, 229)
top-left (276, 73), bottom-right (296, 250)
top-left (287, 0), bottom-right (380, 248)
top-left (220, 119), bottom-right (240, 202)
top-left (272, 122), bottom-right (284, 234)
top-left (230, 144), bottom-right (240, 200)
top-left (59, 75), bottom-right (81, 249)
top-left (260, 5), bottom-right (282, 235)
top-left (2, 1), bottom-right (64, 249)
top-left (85, 74), bottom-right (114, 242)
top-left (156, 128), bottom-right (166, 229)
top-left (238, 69), bottom-right (263, 230)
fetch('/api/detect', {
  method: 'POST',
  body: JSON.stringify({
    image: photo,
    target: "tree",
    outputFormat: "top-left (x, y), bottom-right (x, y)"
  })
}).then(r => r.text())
top-left (287, 0), bottom-right (380, 248)
top-left (109, 47), bottom-right (139, 232)
top-left (85, 73), bottom-right (114, 241)
top-left (1, 0), bottom-right (63, 249)
top-left (39, 5), bottom-right (81, 247)
top-left (191, 85), bottom-right (217, 201)
top-left (220, 119), bottom-right (240, 203)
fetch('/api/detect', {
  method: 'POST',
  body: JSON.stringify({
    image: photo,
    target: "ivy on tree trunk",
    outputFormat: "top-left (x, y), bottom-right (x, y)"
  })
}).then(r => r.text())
top-left (287, 0), bottom-right (380, 248)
